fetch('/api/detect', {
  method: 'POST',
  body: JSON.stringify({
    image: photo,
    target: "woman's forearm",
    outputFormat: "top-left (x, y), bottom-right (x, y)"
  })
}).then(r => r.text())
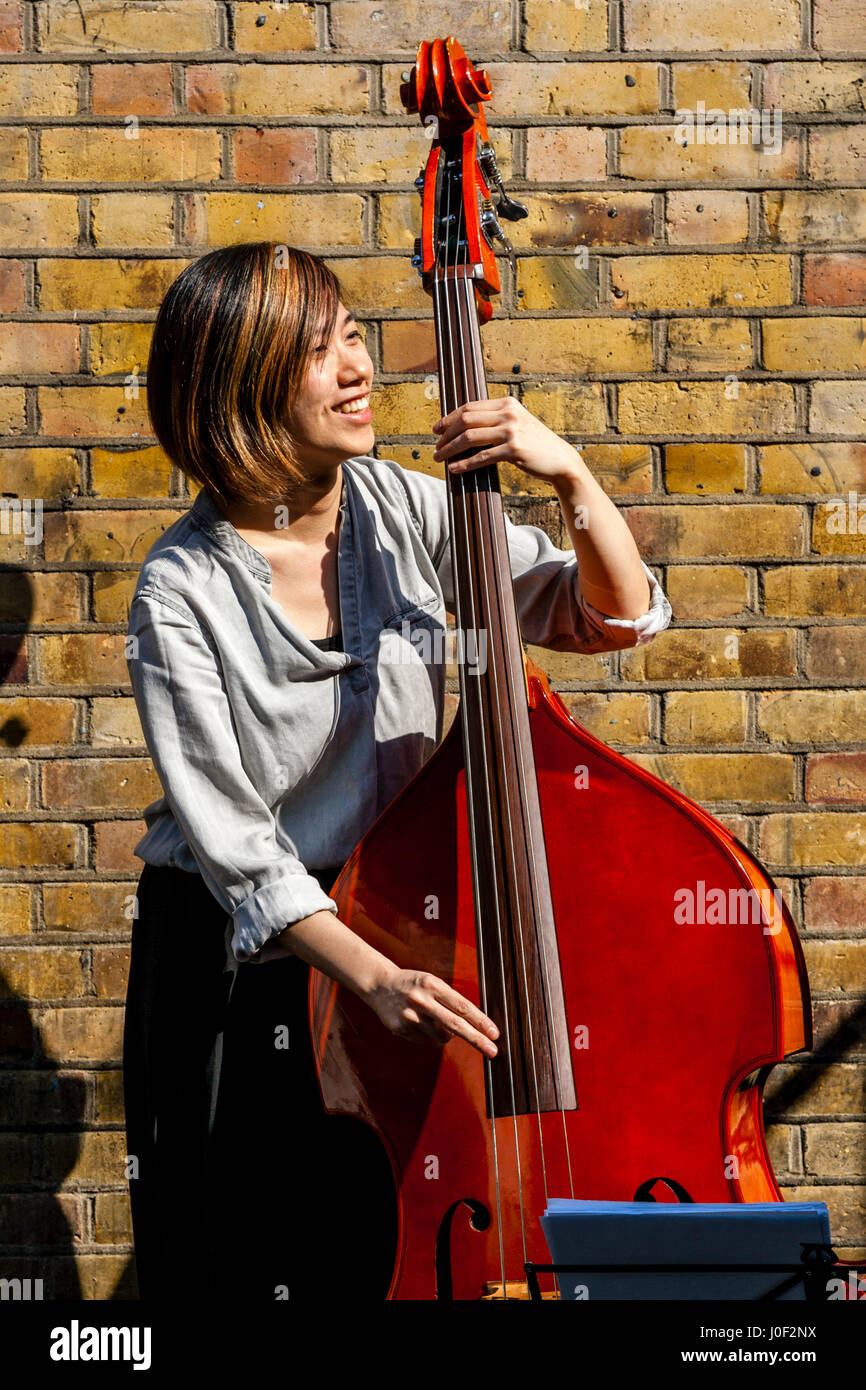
top-left (275, 909), bottom-right (395, 998)
top-left (552, 454), bottom-right (651, 621)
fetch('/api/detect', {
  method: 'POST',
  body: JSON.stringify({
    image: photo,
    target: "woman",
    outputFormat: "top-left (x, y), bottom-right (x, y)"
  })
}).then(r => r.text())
top-left (122, 241), bottom-right (672, 1302)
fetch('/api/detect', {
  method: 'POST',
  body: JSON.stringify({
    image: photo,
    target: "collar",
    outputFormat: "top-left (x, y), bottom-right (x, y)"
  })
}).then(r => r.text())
top-left (188, 470), bottom-right (349, 581)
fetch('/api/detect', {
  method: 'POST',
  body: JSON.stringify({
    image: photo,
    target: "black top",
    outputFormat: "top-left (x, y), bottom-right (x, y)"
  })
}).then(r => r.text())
top-left (309, 629), bottom-right (343, 652)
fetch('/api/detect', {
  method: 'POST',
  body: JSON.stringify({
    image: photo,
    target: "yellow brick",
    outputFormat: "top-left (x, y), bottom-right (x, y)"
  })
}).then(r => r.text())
top-left (74, 1256), bottom-right (135, 1299)
top-left (0, 760), bottom-right (29, 811)
top-left (90, 697), bottom-right (144, 746)
top-left (1, 573), bottom-right (81, 627)
top-left (809, 126), bottom-right (866, 182)
top-left (0, 823), bottom-right (80, 869)
top-left (377, 193), bottom-right (422, 249)
top-left (0, 884), bottom-right (31, 936)
top-left (515, 257), bottom-right (599, 310)
top-left (764, 189), bottom-right (866, 245)
top-left (233, 1), bottom-right (317, 52)
top-left (44, 1130), bottom-right (127, 1188)
top-left (664, 443), bottom-right (747, 493)
top-left (93, 1191), bottom-right (133, 1245)
top-left (184, 192), bottom-right (364, 248)
top-left (192, 62), bottom-right (368, 116)
top-left (325, 256), bottom-right (427, 311)
top-left (811, 381), bottom-right (866, 436)
top-left (91, 444), bottom-right (171, 498)
top-left (92, 571), bottom-right (139, 623)
top-left (0, 193), bottom-right (79, 248)
top-left (520, 381), bottom-right (607, 434)
top-left (763, 318), bottom-right (866, 372)
top-left (93, 945), bottom-right (129, 999)
top-left (486, 319), bottom-right (653, 374)
top-left (524, 0), bottom-right (609, 50)
top-left (0, 129), bottom-right (28, 181)
top-left (671, 62), bottom-right (753, 109)
top-left (42, 757), bottom-right (160, 810)
top-left (39, 633), bottom-right (129, 687)
top-left (666, 319), bottom-right (752, 373)
top-left (41, 128), bottom-right (220, 183)
top-left (43, 508), bottom-right (181, 562)
top-left (39, 258), bottom-right (188, 311)
top-left (632, 502), bottom-right (804, 558)
top-left (331, 127), bottom-right (511, 184)
top-left (813, 501), bottom-right (866, 556)
top-left (664, 690), bottom-right (748, 743)
top-left (759, 690), bottom-right (866, 742)
top-left (619, 380), bottom-right (795, 435)
top-left (760, 813), bottom-right (866, 868)
top-left (620, 127), bottom-right (797, 182)
top-left (478, 61), bottom-right (659, 117)
top-left (759, 443), bottom-right (866, 495)
top-left (36, 0), bottom-right (218, 52)
top-left (43, 881), bottom-right (137, 932)
top-left (0, 388), bottom-right (26, 432)
top-left (622, 0), bottom-right (801, 52)
top-left (38, 385), bottom-right (151, 438)
top-left (628, 751), bottom-right (794, 802)
top-left (802, 944), bottom-right (866, 996)
top-left (765, 564), bottom-right (866, 617)
top-left (90, 194), bottom-right (174, 248)
top-left (340, 3), bottom-right (513, 57)
top-left (0, 448), bottom-right (79, 496)
top-left (620, 628), bottom-right (796, 681)
top-left (764, 61), bottom-right (866, 114)
top-left (0, 948), bottom-right (84, 999)
top-left (612, 254), bottom-right (791, 309)
top-left (88, 323), bottom-right (153, 377)
top-left (526, 643), bottom-right (613, 682)
top-left (666, 190), bottom-right (749, 244)
top-left (558, 692), bottom-right (651, 744)
top-left (665, 564), bottom-right (750, 618)
top-left (39, 1007), bottom-right (124, 1064)
top-left (512, 192), bottom-right (653, 249)
top-left (571, 444), bottom-right (654, 497)
top-left (0, 63), bottom-right (79, 116)
top-left (0, 697), bottom-right (77, 744)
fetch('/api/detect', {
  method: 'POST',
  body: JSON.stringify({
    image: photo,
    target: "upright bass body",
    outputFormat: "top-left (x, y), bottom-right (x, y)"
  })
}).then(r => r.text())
top-left (309, 36), bottom-right (812, 1300)
top-left (310, 667), bottom-right (810, 1301)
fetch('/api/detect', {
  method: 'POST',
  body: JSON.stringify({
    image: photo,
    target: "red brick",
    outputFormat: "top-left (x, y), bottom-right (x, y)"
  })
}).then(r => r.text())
top-left (803, 254), bottom-right (866, 307)
top-left (232, 128), bottom-right (317, 184)
top-left (91, 63), bottom-right (174, 117)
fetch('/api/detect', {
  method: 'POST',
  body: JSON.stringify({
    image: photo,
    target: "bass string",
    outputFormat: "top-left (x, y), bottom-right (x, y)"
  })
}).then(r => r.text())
top-left (447, 186), bottom-right (534, 1283)
top-left (434, 158), bottom-right (510, 1293)
top-left (458, 278), bottom-right (577, 1211)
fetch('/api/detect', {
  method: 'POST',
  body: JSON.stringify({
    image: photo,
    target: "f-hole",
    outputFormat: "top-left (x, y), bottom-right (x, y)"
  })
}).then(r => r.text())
top-left (435, 1197), bottom-right (490, 1300)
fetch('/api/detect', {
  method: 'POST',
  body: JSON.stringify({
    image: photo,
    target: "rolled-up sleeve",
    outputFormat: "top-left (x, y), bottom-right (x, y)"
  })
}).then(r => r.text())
top-left (127, 590), bottom-right (337, 964)
top-left (394, 462), bottom-right (673, 654)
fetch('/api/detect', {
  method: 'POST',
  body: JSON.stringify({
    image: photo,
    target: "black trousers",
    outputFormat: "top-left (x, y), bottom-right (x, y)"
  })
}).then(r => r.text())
top-left (122, 862), bottom-right (396, 1301)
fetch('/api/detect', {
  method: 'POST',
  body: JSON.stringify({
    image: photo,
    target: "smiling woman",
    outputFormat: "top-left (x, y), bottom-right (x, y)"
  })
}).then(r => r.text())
top-left (123, 240), bottom-right (672, 1303)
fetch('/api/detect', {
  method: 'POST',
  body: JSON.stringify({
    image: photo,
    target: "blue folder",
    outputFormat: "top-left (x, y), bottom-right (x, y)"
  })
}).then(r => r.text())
top-left (540, 1199), bottom-right (832, 1300)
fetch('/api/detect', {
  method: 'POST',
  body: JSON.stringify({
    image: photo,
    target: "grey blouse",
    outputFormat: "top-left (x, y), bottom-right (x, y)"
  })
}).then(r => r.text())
top-left (126, 456), bottom-right (673, 964)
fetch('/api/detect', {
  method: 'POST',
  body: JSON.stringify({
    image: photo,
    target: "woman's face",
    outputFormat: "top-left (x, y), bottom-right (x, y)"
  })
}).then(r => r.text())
top-left (290, 301), bottom-right (375, 475)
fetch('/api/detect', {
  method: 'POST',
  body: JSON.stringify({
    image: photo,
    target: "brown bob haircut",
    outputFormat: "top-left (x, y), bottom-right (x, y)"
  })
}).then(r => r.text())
top-left (146, 242), bottom-right (343, 507)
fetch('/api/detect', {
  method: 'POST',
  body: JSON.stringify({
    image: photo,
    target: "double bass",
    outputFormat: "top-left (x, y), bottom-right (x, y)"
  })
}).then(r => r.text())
top-left (309, 36), bottom-right (812, 1301)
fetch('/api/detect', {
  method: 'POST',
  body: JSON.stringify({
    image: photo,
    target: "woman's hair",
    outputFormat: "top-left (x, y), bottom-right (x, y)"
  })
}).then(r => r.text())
top-left (146, 242), bottom-right (343, 507)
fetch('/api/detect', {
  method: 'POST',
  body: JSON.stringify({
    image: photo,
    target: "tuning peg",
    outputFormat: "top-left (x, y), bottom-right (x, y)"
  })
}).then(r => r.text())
top-left (478, 140), bottom-right (528, 224)
top-left (411, 237), bottom-right (423, 275)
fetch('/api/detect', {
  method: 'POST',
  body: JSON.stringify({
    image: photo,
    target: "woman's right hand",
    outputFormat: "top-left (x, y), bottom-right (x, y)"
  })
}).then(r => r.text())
top-left (365, 964), bottom-right (499, 1058)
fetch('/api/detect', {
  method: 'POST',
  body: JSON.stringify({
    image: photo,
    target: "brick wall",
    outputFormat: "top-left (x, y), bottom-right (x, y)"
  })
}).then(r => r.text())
top-left (0, 0), bottom-right (864, 1299)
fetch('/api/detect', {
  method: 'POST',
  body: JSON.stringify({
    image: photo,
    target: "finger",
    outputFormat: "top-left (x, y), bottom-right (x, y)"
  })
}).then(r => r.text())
top-left (425, 979), bottom-right (499, 1037)
top-left (448, 445), bottom-right (513, 474)
top-left (415, 994), bottom-right (499, 1057)
top-left (433, 425), bottom-right (503, 461)
top-left (433, 407), bottom-right (506, 447)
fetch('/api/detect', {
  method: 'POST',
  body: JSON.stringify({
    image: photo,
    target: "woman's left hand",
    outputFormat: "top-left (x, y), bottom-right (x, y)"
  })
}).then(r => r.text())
top-left (432, 396), bottom-right (582, 486)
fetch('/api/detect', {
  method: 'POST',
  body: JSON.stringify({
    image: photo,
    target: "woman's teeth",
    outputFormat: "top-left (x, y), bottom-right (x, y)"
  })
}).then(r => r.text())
top-left (334, 395), bottom-right (370, 414)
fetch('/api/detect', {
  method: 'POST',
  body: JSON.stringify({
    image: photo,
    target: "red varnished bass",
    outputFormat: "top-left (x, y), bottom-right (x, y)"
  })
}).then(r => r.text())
top-left (309, 36), bottom-right (812, 1301)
